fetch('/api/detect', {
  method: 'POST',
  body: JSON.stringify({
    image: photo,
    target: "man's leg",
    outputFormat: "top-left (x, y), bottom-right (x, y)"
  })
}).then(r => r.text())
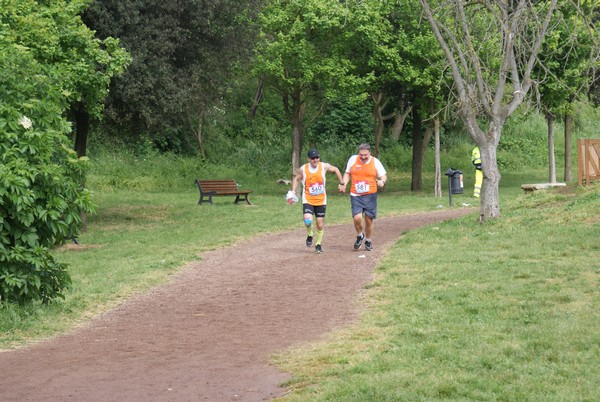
top-left (352, 213), bottom-right (364, 249)
top-left (363, 194), bottom-right (377, 251)
top-left (314, 216), bottom-right (325, 245)
top-left (351, 197), bottom-right (365, 250)
top-left (364, 215), bottom-right (374, 239)
top-left (304, 211), bottom-right (314, 246)
top-left (353, 213), bottom-right (363, 235)
top-left (363, 215), bottom-right (374, 251)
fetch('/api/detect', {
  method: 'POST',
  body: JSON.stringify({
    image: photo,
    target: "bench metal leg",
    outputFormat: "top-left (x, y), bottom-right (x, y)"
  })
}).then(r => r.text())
top-left (198, 194), bottom-right (214, 205)
top-left (234, 195), bottom-right (251, 205)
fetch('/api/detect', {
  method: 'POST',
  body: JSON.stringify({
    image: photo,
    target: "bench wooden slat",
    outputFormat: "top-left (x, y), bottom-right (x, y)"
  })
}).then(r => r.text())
top-left (521, 183), bottom-right (566, 192)
top-left (195, 179), bottom-right (252, 205)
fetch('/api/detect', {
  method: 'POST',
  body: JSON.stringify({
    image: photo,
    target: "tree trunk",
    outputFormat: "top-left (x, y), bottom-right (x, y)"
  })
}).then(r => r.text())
top-left (195, 111), bottom-right (205, 158)
top-left (73, 104), bottom-right (90, 158)
top-left (291, 121), bottom-right (302, 177)
top-left (564, 112), bottom-right (573, 182)
top-left (546, 113), bottom-right (556, 183)
top-left (390, 101), bottom-right (411, 143)
top-left (248, 79), bottom-right (264, 119)
top-left (479, 140), bottom-right (501, 221)
top-left (371, 92), bottom-right (385, 158)
top-left (411, 105), bottom-right (423, 192)
top-left (71, 103), bottom-right (90, 233)
top-left (423, 122), bottom-right (433, 148)
top-left (290, 92), bottom-right (306, 177)
top-left (434, 115), bottom-right (442, 197)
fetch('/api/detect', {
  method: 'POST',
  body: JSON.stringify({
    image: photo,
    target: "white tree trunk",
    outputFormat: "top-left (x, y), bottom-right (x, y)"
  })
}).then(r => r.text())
top-left (480, 139), bottom-right (501, 220)
top-left (434, 115), bottom-right (442, 197)
top-left (547, 114), bottom-right (556, 183)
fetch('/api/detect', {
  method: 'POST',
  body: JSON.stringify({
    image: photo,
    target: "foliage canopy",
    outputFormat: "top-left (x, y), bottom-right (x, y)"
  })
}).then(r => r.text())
top-left (0, 0), bottom-right (125, 303)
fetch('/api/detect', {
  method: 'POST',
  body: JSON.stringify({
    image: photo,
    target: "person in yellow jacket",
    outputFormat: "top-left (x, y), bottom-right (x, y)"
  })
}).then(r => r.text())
top-left (471, 146), bottom-right (482, 198)
top-left (291, 148), bottom-right (344, 254)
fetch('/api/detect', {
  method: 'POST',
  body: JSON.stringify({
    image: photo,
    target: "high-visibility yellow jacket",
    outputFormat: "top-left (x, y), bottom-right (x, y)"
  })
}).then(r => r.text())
top-left (471, 147), bottom-right (482, 170)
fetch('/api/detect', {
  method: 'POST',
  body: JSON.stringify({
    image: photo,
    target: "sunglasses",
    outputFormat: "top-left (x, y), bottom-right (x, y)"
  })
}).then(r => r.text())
top-left (310, 156), bottom-right (320, 160)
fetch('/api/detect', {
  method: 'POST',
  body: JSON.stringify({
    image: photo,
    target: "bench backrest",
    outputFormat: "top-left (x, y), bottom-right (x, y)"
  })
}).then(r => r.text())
top-left (196, 179), bottom-right (239, 192)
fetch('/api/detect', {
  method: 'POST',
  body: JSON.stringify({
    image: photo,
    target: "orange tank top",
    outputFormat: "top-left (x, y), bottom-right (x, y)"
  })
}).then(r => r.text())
top-left (350, 157), bottom-right (377, 195)
top-left (303, 162), bottom-right (326, 205)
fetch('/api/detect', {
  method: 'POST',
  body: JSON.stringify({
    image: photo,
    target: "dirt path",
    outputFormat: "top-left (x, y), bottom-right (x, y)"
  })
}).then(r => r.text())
top-left (0, 208), bottom-right (473, 402)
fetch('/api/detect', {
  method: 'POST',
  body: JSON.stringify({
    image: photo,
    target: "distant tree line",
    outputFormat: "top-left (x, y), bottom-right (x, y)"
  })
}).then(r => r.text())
top-left (83, 0), bottom-right (600, 219)
top-left (81, 0), bottom-right (264, 155)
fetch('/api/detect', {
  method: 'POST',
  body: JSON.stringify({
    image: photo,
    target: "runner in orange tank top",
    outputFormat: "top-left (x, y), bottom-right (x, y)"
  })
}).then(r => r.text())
top-left (339, 143), bottom-right (387, 251)
top-left (291, 148), bottom-right (344, 254)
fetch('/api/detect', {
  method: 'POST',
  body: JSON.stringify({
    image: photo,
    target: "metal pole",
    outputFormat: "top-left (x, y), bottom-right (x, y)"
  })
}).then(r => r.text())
top-left (448, 176), bottom-right (453, 206)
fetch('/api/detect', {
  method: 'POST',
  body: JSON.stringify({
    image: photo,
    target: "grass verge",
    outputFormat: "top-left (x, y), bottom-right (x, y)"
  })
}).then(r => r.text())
top-left (272, 182), bottom-right (600, 401)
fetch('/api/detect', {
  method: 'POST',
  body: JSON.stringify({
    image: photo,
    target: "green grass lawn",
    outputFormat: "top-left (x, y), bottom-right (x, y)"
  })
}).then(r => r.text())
top-left (273, 181), bottom-right (600, 401)
top-left (2, 164), bottom-right (598, 400)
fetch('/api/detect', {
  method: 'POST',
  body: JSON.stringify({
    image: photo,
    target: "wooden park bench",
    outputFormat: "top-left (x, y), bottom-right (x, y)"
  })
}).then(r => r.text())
top-left (194, 179), bottom-right (252, 205)
top-left (521, 182), bottom-right (566, 193)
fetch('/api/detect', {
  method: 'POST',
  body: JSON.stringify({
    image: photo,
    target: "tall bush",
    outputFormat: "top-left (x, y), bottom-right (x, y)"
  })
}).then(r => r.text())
top-left (0, 43), bottom-right (93, 304)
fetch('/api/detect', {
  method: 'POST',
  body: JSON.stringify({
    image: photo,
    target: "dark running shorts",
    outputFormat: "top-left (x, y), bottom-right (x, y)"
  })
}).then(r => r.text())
top-left (350, 193), bottom-right (377, 219)
top-left (303, 204), bottom-right (326, 218)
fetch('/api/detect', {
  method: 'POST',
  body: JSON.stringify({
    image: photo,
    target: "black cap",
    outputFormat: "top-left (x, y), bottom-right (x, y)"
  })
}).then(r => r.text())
top-left (307, 148), bottom-right (320, 158)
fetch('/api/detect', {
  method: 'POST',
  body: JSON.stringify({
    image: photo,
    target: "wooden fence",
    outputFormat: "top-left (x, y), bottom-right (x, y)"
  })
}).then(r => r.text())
top-left (578, 139), bottom-right (600, 186)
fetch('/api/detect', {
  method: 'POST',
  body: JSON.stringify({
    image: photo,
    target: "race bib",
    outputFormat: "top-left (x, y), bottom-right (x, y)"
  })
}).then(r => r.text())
top-left (354, 181), bottom-right (370, 194)
top-left (308, 182), bottom-right (325, 196)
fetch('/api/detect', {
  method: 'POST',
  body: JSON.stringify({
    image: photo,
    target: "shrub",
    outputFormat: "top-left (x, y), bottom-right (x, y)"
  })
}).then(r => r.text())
top-left (0, 44), bottom-right (93, 304)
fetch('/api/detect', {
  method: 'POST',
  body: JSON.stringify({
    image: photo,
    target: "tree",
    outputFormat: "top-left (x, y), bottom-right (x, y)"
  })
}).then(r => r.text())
top-left (351, 0), bottom-right (448, 191)
top-left (67, 31), bottom-right (130, 157)
top-left (535, 1), bottom-right (600, 183)
top-left (2, 0), bottom-right (130, 158)
top-left (342, 0), bottom-right (403, 157)
top-left (253, 0), bottom-right (363, 174)
top-left (389, 1), bottom-right (449, 193)
top-left (83, 0), bottom-right (261, 154)
top-left (421, 0), bottom-right (559, 220)
top-left (0, 0), bottom-right (118, 303)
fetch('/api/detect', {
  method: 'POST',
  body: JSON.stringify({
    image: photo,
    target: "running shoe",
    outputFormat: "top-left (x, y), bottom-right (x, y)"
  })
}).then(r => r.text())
top-left (306, 235), bottom-right (313, 247)
top-left (354, 233), bottom-right (364, 250)
top-left (315, 244), bottom-right (322, 254)
top-left (365, 240), bottom-right (373, 251)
